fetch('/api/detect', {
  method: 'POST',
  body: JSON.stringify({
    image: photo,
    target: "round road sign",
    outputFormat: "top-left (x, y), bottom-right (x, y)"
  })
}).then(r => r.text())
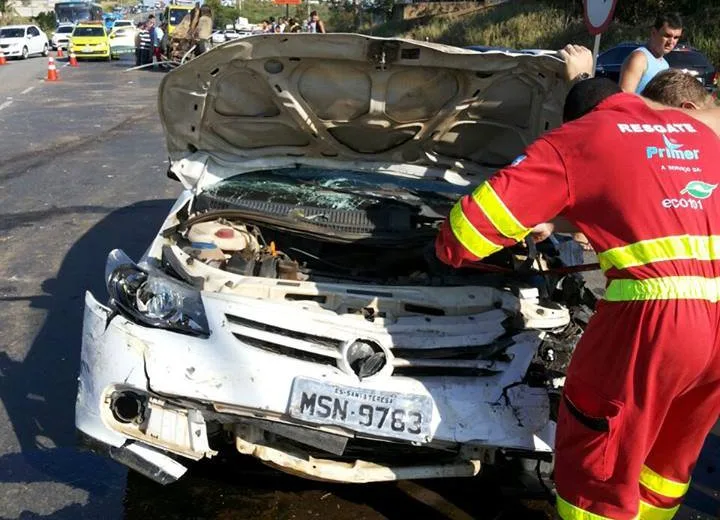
top-left (584, 0), bottom-right (619, 35)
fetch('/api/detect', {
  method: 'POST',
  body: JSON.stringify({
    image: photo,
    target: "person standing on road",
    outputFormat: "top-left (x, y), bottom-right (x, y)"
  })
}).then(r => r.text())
top-left (146, 14), bottom-right (164, 64)
top-left (135, 22), bottom-right (152, 66)
top-left (194, 4), bottom-right (213, 55)
top-left (435, 45), bottom-right (720, 520)
top-left (306, 10), bottom-right (325, 33)
top-left (619, 12), bottom-right (683, 94)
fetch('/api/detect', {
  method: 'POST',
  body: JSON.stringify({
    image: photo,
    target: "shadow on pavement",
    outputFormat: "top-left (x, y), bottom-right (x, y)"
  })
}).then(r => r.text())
top-left (0, 199), bottom-right (174, 519)
top-left (124, 450), bottom-right (553, 520)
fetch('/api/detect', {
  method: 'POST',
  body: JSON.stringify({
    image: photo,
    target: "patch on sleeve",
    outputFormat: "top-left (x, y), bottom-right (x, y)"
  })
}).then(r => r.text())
top-left (511, 154), bottom-right (527, 167)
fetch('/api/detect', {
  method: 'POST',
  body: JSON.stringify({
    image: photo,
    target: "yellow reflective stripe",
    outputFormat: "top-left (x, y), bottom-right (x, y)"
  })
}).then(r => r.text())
top-left (605, 277), bottom-right (720, 302)
top-left (471, 182), bottom-right (531, 241)
top-left (640, 465), bottom-right (690, 499)
top-left (448, 203), bottom-right (503, 259)
top-left (556, 496), bottom-right (614, 520)
top-left (638, 500), bottom-right (680, 520)
top-left (598, 235), bottom-right (720, 272)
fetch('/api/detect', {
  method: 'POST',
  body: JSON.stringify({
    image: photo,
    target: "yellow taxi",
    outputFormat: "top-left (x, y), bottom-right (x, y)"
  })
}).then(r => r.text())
top-left (69, 21), bottom-right (110, 60)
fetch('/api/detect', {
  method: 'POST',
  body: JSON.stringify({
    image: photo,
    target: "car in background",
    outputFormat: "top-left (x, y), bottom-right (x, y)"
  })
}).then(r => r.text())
top-left (465, 44), bottom-right (513, 53)
top-left (112, 19), bottom-right (135, 30)
top-left (223, 29), bottom-right (240, 41)
top-left (70, 21), bottom-right (110, 60)
top-left (211, 30), bottom-right (225, 44)
top-left (51, 23), bottom-right (75, 50)
top-left (595, 42), bottom-right (717, 93)
top-left (0, 24), bottom-right (49, 59)
top-left (109, 25), bottom-right (137, 58)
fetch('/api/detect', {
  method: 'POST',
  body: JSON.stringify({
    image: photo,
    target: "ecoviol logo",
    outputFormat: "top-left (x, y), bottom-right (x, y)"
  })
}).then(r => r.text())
top-left (681, 180), bottom-right (717, 199)
top-left (662, 180), bottom-right (717, 210)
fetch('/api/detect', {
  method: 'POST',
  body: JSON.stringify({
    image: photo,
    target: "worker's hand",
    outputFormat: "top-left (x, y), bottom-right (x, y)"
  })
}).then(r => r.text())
top-left (531, 222), bottom-right (555, 243)
top-left (572, 232), bottom-right (595, 252)
top-left (560, 44), bottom-right (594, 82)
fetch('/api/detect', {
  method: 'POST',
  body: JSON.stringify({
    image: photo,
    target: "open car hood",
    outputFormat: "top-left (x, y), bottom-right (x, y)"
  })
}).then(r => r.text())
top-left (158, 34), bottom-right (569, 181)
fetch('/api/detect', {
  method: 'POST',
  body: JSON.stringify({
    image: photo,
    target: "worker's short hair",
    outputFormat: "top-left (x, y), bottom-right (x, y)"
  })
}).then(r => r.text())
top-left (563, 77), bottom-right (622, 122)
top-left (642, 69), bottom-right (711, 108)
top-left (653, 12), bottom-right (682, 30)
top-left (310, 10), bottom-right (318, 16)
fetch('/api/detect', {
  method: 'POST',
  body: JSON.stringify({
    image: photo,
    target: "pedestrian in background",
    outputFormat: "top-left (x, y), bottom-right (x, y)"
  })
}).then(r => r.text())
top-left (306, 10), bottom-right (325, 33)
top-left (147, 14), bottom-right (164, 66)
top-left (619, 12), bottom-right (683, 93)
top-left (194, 4), bottom-right (213, 55)
top-left (135, 22), bottom-right (152, 66)
top-left (287, 18), bottom-right (301, 33)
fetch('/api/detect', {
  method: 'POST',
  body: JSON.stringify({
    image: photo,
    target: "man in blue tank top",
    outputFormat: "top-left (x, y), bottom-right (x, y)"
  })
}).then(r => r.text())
top-left (619, 12), bottom-right (683, 94)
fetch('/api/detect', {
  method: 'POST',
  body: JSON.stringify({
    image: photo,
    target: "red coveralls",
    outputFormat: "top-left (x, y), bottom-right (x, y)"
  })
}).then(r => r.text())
top-left (435, 93), bottom-right (720, 519)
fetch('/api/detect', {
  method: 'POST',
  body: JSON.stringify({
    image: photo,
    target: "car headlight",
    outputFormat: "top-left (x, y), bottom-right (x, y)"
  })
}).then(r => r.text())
top-left (105, 249), bottom-right (209, 337)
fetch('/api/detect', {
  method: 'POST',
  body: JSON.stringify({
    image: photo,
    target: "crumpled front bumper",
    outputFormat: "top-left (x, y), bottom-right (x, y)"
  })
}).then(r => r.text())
top-left (76, 286), bottom-right (555, 482)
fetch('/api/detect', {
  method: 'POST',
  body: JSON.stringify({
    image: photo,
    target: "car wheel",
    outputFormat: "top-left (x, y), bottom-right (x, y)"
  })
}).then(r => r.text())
top-left (21, 46), bottom-right (28, 60)
top-left (42, 43), bottom-right (49, 57)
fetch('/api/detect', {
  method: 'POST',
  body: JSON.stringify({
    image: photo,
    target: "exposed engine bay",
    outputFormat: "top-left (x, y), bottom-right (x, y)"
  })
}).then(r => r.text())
top-left (154, 167), bottom-right (598, 385)
top-left (161, 167), bottom-right (595, 289)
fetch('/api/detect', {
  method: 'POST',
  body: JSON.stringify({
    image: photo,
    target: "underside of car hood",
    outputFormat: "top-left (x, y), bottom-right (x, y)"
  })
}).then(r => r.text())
top-left (159, 34), bottom-right (569, 178)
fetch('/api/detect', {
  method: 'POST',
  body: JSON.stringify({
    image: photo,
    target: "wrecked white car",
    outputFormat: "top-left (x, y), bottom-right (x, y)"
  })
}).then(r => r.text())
top-left (76, 34), bottom-right (596, 485)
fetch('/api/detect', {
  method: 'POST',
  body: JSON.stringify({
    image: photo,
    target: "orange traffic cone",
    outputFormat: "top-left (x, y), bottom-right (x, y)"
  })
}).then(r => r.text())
top-left (56, 46), bottom-right (64, 58)
top-left (0, 50), bottom-right (6, 66)
top-left (47, 56), bottom-right (59, 81)
top-left (69, 50), bottom-right (78, 67)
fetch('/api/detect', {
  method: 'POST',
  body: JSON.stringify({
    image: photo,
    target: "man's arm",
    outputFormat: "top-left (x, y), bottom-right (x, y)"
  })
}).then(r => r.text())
top-left (559, 44), bottom-right (594, 81)
top-left (618, 50), bottom-right (647, 93)
top-left (435, 139), bottom-right (572, 268)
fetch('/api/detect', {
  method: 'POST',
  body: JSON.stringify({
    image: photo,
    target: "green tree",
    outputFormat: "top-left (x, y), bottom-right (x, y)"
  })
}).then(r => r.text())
top-left (33, 11), bottom-right (56, 32)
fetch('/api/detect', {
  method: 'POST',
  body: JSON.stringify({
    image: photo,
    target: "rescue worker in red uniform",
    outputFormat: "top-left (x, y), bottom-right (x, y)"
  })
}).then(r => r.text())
top-left (435, 73), bottom-right (720, 519)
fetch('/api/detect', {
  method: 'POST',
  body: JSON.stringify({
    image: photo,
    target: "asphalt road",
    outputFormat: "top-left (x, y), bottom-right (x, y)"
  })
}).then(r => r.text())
top-left (0, 52), bottom-right (717, 520)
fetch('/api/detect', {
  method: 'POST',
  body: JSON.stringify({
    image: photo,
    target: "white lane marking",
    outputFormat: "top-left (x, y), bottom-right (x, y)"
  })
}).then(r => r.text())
top-left (21, 86), bottom-right (35, 95)
top-left (0, 100), bottom-right (13, 111)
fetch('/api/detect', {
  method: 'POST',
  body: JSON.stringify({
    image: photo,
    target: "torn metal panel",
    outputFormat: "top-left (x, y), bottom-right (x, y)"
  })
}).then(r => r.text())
top-left (76, 292), bottom-right (150, 449)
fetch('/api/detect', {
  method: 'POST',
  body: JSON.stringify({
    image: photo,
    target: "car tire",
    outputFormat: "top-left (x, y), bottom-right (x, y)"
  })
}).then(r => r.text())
top-left (21, 46), bottom-right (28, 60)
top-left (42, 43), bottom-right (49, 57)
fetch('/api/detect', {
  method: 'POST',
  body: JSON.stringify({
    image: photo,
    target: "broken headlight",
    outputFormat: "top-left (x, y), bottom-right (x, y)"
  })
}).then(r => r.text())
top-left (105, 249), bottom-right (210, 337)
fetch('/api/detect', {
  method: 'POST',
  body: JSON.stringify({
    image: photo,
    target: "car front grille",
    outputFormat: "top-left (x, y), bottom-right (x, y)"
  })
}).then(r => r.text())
top-left (224, 308), bottom-right (513, 377)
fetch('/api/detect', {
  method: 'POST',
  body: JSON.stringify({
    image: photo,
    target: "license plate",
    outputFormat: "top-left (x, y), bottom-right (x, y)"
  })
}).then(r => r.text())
top-left (288, 377), bottom-right (433, 442)
top-left (83, 46), bottom-right (92, 52)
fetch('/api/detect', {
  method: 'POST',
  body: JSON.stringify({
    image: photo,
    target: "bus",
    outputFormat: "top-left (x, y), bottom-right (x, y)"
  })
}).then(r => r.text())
top-left (54, 1), bottom-right (103, 25)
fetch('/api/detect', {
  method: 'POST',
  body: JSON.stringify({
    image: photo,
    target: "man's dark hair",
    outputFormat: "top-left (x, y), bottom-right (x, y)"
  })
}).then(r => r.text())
top-left (653, 12), bottom-right (682, 30)
top-left (563, 78), bottom-right (622, 122)
top-left (310, 10), bottom-right (318, 17)
top-left (147, 14), bottom-right (155, 20)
